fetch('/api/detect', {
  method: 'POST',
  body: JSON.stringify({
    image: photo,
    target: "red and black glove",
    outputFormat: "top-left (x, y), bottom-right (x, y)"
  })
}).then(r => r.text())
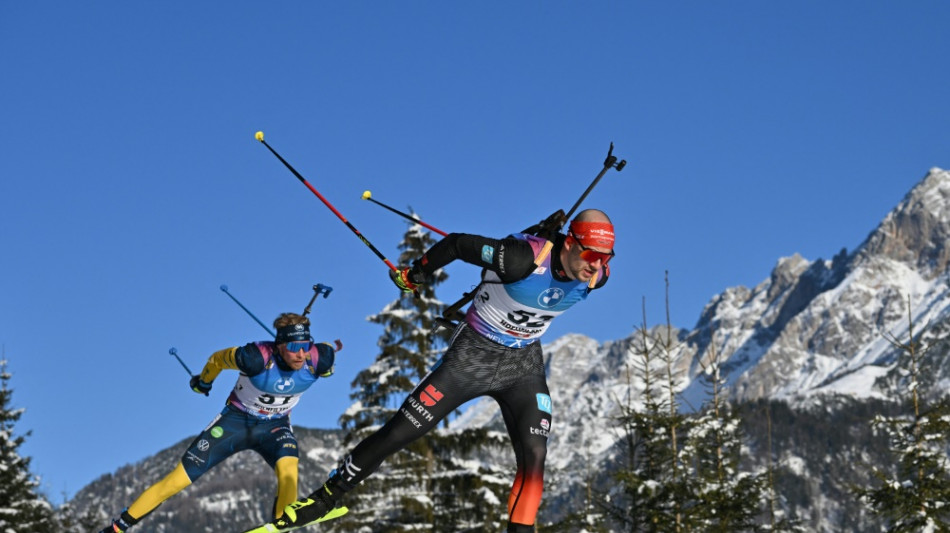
top-left (389, 267), bottom-right (423, 293)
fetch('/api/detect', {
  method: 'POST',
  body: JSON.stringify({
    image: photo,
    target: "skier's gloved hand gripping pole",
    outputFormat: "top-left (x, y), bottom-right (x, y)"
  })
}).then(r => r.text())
top-left (360, 190), bottom-right (448, 294)
top-left (166, 347), bottom-right (211, 396)
top-left (180, 283), bottom-right (274, 397)
top-left (255, 131), bottom-right (398, 274)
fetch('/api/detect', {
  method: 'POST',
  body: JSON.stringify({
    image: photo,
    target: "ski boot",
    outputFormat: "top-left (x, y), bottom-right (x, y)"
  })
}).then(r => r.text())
top-left (241, 483), bottom-right (348, 532)
top-left (98, 510), bottom-right (136, 533)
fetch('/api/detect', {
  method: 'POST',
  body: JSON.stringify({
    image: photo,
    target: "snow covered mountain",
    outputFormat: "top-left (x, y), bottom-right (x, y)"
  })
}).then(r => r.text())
top-left (677, 166), bottom-right (950, 405)
top-left (70, 168), bottom-right (950, 531)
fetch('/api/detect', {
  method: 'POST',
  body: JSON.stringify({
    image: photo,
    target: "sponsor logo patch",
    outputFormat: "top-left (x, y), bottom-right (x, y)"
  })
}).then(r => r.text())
top-left (530, 426), bottom-right (550, 437)
top-left (538, 288), bottom-right (565, 308)
top-left (185, 451), bottom-right (205, 466)
top-left (341, 455), bottom-right (362, 482)
top-left (481, 245), bottom-right (495, 264)
top-left (210, 426), bottom-right (224, 438)
top-left (536, 393), bottom-right (552, 414)
top-left (421, 384), bottom-right (444, 407)
top-left (275, 377), bottom-right (295, 392)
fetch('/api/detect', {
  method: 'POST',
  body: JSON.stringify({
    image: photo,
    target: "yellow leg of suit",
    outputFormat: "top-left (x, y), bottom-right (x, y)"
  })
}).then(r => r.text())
top-left (274, 456), bottom-right (299, 518)
top-left (127, 462), bottom-right (193, 520)
top-left (124, 457), bottom-right (297, 521)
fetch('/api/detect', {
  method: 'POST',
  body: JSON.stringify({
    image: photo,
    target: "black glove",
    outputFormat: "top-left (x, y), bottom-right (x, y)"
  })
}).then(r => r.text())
top-left (190, 375), bottom-right (212, 396)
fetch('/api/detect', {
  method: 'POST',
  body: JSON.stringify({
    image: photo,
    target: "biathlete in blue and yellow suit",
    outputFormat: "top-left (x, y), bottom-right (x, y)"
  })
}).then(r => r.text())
top-left (100, 312), bottom-right (336, 533)
top-left (253, 209), bottom-right (614, 533)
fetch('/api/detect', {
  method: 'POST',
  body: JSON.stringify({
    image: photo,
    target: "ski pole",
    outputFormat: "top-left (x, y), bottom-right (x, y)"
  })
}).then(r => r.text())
top-left (254, 131), bottom-right (398, 272)
top-left (563, 142), bottom-right (627, 222)
top-left (220, 284), bottom-right (276, 337)
top-left (360, 190), bottom-right (449, 237)
top-left (302, 283), bottom-right (333, 317)
top-left (168, 347), bottom-right (195, 377)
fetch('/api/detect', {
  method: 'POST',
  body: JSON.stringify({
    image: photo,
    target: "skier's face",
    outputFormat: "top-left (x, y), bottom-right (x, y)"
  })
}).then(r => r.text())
top-left (278, 342), bottom-right (309, 370)
top-left (563, 236), bottom-right (610, 282)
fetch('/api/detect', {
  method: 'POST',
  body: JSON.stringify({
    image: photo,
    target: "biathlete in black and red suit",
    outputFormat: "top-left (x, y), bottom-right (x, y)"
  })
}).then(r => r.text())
top-left (250, 209), bottom-right (615, 533)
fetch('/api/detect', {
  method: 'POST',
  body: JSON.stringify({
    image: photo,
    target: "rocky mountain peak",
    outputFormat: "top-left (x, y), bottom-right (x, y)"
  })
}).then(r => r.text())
top-left (855, 167), bottom-right (950, 279)
top-left (674, 167), bottom-right (950, 405)
top-left (767, 253), bottom-right (811, 300)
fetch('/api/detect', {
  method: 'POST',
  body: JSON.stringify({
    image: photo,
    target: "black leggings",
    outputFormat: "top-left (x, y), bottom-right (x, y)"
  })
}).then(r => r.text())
top-left (334, 324), bottom-right (552, 526)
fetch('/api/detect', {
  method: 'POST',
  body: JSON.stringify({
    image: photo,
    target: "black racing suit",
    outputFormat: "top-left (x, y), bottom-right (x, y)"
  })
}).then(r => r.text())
top-left (327, 233), bottom-right (607, 530)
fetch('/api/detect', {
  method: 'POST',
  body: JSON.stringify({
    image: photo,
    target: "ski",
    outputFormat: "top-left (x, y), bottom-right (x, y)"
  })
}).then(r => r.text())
top-left (241, 506), bottom-right (349, 533)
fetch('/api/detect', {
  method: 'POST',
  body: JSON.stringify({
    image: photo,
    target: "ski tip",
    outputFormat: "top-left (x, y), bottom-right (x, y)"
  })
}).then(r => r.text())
top-left (361, 190), bottom-right (371, 200)
top-left (239, 506), bottom-right (349, 532)
top-left (319, 506), bottom-right (349, 522)
top-left (239, 523), bottom-right (278, 533)
top-left (255, 131), bottom-right (265, 142)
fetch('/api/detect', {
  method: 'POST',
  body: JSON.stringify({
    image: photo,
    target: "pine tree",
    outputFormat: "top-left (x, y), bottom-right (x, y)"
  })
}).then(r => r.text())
top-left (685, 339), bottom-right (769, 532)
top-left (53, 497), bottom-right (101, 533)
top-left (758, 403), bottom-right (806, 533)
top-left (0, 357), bottom-right (56, 532)
top-left (601, 294), bottom-right (694, 532)
top-left (854, 298), bottom-right (950, 531)
top-left (541, 440), bottom-right (613, 533)
top-left (337, 215), bottom-right (508, 532)
top-left (602, 275), bottom-right (788, 532)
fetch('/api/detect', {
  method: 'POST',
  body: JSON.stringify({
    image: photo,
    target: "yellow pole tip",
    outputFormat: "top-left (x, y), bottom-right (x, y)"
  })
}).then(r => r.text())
top-left (254, 131), bottom-right (264, 142)
top-left (361, 190), bottom-right (372, 200)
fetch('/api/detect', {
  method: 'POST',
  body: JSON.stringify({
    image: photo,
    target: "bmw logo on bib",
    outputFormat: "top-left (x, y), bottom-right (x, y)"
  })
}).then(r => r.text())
top-left (538, 288), bottom-right (565, 308)
top-left (275, 377), bottom-right (295, 392)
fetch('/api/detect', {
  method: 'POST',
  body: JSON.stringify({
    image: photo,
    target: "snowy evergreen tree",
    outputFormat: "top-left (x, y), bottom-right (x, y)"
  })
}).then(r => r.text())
top-left (600, 296), bottom-right (695, 532)
top-left (0, 357), bottom-right (56, 533)
top-left (337, 215), bottom-right (509, 532)
top-left (686, 343), bottom-right (769, 532)
top-left (854, 299), bottom-right (950, 531)
top-left (755, 404), bottom-right (806, 533)
top-left (601, 279), bottom-right (789, 532)
top-left (53, 497), bottom-right (101, 533)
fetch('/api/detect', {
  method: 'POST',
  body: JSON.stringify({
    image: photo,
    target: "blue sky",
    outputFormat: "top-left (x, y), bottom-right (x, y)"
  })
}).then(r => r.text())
top-left (1, 2), bottom-right (948, 502)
